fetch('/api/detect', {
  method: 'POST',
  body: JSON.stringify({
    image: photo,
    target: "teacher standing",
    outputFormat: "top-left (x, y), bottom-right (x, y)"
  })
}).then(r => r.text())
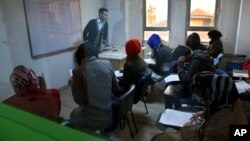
top-left (83, 8), bottom-right (108, 52)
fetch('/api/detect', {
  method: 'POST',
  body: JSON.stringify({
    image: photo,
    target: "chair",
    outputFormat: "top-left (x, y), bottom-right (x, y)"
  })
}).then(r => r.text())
top-left (134, 69), bottom-right (153, 114)
top-left (107, 84), bottom-right (138, 137)
top-left (215, 69), bottom-right (228, 76)
top-left (214, 53), bottom-right (223, 68)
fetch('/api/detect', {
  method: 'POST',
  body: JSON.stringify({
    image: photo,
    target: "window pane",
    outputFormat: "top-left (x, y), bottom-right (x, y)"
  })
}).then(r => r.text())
top-left (187, 31), bottom-right (210, 43)
top-left (144, 31), bottom-right (169, 43)
top-left (190, 0), bottom-right (216, 27)
top-left (146, 0), bottom-right (168, 27)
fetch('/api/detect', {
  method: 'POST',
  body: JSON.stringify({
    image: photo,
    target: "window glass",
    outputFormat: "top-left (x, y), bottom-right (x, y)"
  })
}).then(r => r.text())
top-left (189, 0), bottom-right (216, 27)
top-left (144, 0), bottom-right (169, 42)
top-left (146, 0), bottom-right (168, 27)
top-left (144, 31), bottom-right (169, 43)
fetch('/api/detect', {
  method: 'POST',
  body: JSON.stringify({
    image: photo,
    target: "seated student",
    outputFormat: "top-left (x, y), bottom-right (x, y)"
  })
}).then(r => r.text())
top-left (147, 34), bottom-right (172, 76)
top-left (177, 50), bottom-right (215, 93)
top-left (69, 42), bottom-right (120, 132)
top-left (4, 65), bottom-right (61, 121)
top-left (186, 32), bottom-right (207, 51)
top-left (119, 38), bottom-right (148, 91)
top-left (207, 29), bottom-right (224, 58)
top-left (164, 49), bottom-right (215, 109)
top-left (151, 72), bottom-right (248, 141)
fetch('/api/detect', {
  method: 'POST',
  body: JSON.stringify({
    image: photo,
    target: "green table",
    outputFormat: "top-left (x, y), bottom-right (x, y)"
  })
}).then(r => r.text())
top-left (0, 103), bottom-right (109, 141)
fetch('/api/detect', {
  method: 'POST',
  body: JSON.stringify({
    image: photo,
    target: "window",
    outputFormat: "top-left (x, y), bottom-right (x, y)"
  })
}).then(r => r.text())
top-left (143, 0), bottom-right (170, 42)
top-left (186, 0), bottom-right (219, 43)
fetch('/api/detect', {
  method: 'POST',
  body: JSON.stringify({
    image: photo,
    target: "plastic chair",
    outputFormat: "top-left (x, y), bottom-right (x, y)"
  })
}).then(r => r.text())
top-left (107, 84), bottom-right (138, 137)
top-left (215, 69), bottom-right (228, 76)
top-left (214, 53), bottom-right (223, 68)
top-left (134, 69), bottom-right (153, 114)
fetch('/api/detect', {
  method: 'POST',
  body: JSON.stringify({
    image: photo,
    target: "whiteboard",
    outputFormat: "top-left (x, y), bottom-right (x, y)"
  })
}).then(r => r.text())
top-left (24, 0), bottom-right (83, 58)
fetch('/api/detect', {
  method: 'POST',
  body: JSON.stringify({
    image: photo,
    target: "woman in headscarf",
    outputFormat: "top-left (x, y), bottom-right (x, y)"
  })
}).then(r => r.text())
top-left (151, 71), bottom-right (248, 141)
top-left (147, 34), bottom-right (172, 76)
top-left (119, 38), bottom-right (147, 91)
top-left (186, 32), bottom-right (207, 51)
top-left (207, 29), bottom-right (224, 58)
top-left (4, 65), bottom-right (61, 121)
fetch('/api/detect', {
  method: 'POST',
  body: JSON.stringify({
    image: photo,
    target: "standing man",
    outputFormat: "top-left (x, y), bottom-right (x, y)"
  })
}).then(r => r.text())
top-left (83, 8), bottom-right (108, 52)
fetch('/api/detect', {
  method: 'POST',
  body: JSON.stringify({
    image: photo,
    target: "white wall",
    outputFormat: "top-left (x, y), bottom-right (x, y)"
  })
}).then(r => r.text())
top-left (126, 0), bottom-right (143, 40)
top-left (81, 0), bottom-right (105, 29)
top-left (218, 0), bottom-right (241, 54)
top-left (169, 0), bottom-right (187, 48)
top-left (107, 0), bottom-right (126, 46)
top-left (236, 0), bottom-right (250, 57)
top-left (107, 0), bottom-right (143, 46)
top-left (0, 1), bottom-right (13, 83)
top-left (0, 0), bottom-right (104, 91)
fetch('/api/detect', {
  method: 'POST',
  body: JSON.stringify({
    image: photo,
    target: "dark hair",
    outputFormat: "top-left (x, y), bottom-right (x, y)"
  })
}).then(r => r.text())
top-left (99, 8), bottom-right (108, 15)
top-left (172, 45), bottom-right (192, 61)
top-left (74, 44), bottom-right (85, 65)
top-left (208, 30), bottom-right (222, 40)
top-left (186, 33), bottom-right (201, 50)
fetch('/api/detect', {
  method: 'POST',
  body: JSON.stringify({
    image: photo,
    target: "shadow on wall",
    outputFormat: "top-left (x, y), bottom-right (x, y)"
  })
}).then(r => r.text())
top-left (112, 0), bottom-right (126, 47)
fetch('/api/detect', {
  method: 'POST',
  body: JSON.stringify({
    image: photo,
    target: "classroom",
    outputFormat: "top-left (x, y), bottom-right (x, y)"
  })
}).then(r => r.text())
top-left (0, 0), bottom-right (250, 141)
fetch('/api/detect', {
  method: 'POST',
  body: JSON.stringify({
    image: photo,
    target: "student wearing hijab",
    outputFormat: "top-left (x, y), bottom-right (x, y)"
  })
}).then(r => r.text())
top-left (119, 38), bottom-right (148, 91)
top-left (69, 42), bottom-right (120, 132)
top-left (186, 32), bottom-right (207, 51)
top-left (207, 29), bottom-right (224, 58)
top-left (151, 72), bottom-right (248, 141)
top-left (4, 65), bottom-right (61, 121)
top-left (147, 34), bottom-right (172, 76)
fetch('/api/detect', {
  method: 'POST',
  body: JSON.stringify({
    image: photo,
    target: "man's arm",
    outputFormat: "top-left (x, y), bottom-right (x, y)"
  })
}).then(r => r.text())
top-left (103, 23), bottom-right (108, 45)
top-left (83, 20), bottom-right (92, 41)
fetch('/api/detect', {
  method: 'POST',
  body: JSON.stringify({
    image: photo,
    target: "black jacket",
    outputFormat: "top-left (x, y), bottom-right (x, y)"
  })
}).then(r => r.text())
top-left (83, 19), bottom-right (108, 49)
top-left (149, 45), bottom-right (172, 76)
top-left (177, 50), bottom-right (215, 91)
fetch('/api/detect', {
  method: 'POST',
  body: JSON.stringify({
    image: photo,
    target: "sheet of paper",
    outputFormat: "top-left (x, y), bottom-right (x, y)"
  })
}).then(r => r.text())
top-left (235, 80), bottom-right (250, 94)
top-left (114, 70), bottom-right (123, 78)
top-left (69, 69), bottom-right (73, 77)
top-left (151, 72), bottom-right (162, 81)
top-left (164, 74), bottom-right (180, 83)
top-left (159, 109), bottom-right (194, 127)
top-left (144, 58), bottom-right (155, 64)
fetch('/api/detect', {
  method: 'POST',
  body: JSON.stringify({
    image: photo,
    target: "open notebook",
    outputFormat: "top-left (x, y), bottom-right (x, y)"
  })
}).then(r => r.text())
top-left (159, 109), bottom-right (194, 127)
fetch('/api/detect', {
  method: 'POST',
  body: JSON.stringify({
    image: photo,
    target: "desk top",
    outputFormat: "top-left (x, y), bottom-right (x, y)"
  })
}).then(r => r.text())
top-left (99, 47), bottom-right (145, 60)
top-left (99, 47), bottom-right (126, 60)
top-left (0, 103), bottom-right (108, 141)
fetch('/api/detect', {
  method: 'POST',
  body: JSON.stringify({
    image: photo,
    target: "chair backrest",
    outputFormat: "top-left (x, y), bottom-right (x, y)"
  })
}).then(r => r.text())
top-left (114, 84), bottom-right (135, 123)
top-left (215, 69), bottom-right (228, 76)
top-left (214, 53), bottom-right (223, 67)
top-left (134, 69), bottom-right (153, 104)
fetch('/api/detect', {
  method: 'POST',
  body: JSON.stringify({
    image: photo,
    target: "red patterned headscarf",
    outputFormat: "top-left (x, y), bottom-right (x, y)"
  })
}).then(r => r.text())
top-left (125, 38), bottom-right (141, 61)
top-left (10, 65), bottom-right (39, 93)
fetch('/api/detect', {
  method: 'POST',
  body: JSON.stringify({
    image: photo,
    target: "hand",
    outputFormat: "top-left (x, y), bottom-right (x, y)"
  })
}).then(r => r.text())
top-left (190, 111), bottom-right (205, 125)
top-left (177, 56), bottom-right (186, 66)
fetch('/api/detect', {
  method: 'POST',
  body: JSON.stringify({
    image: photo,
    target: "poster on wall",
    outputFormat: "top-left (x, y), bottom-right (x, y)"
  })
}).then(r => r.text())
top-left (24, 0), bottom-right (82, 58)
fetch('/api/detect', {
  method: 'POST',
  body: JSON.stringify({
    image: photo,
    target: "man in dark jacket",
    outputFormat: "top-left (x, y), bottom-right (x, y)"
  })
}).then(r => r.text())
top-left (177, 50), bottom-right (215, 95)
top-left (164, 49), bottom-right (215, 109)
top-left (83, 8), bottom-right (108, 52)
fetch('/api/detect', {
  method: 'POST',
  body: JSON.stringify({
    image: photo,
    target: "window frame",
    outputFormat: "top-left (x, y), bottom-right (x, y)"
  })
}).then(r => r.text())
top-left (143, 0), bottom-right (171, 38)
